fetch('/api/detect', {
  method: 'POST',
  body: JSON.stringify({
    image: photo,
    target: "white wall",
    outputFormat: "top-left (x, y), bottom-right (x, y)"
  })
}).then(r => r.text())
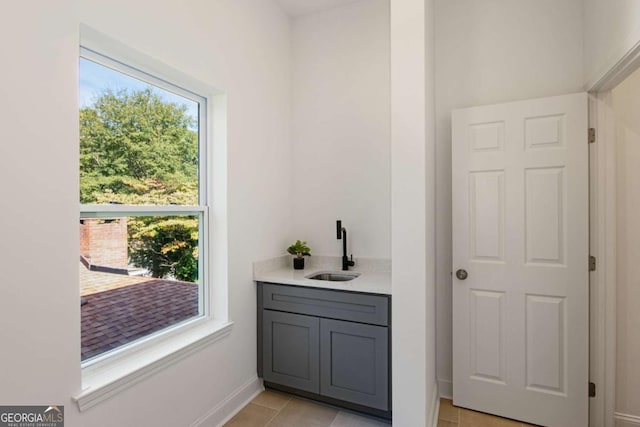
top-left (0, 1), bottom-right (292, 426)
top-left (292, 3), bottom-right (440, 425)
top-left (291, 0), bottom-right (390, 259)
top-left (611, 68), bottom-right (640, 422)
top-left (391, 0), bottom-right (438, 424)
top-left (434, 0), bottom-right (584, 397)
top-left (0, 0), bottom-right (80, 406)
top-left (584, 0), bottom-right (640, 87)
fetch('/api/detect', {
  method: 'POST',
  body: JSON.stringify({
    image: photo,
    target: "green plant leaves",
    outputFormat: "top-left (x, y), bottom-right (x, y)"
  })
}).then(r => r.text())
top-left (286, 240), bottom-right (311, 257)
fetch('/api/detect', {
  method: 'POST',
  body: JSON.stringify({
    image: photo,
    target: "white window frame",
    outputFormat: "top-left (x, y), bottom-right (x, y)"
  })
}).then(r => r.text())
top-left (74, 26), bottom-right (231, 412)
top-left (80, 46), bottom-right (209, 363)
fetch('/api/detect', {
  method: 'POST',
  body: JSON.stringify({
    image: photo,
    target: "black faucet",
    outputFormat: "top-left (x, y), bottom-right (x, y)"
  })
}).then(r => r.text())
top-left (336, 220), bottom-right (355, 271)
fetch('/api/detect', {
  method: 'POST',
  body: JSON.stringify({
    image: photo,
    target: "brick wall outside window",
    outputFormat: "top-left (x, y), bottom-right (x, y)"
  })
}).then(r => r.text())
top-left (80, 218), bottom-right (128, 268)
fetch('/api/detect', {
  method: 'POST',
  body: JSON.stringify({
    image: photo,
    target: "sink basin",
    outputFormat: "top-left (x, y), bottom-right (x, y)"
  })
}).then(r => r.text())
top-left (306, 271), bottom-right (360, 282)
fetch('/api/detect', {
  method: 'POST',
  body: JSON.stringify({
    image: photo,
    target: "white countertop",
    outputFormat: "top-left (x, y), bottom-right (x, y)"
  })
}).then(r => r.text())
top-left (254, 267), bottom-right (392, 295)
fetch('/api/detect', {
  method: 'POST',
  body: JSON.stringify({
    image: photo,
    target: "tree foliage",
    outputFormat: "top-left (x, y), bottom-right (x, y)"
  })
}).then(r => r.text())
top-left (80, 88), bottom-right (197, 177)
top-left (129, 216), bottom-right (199, 282)
top-left (80, 88), bottom-right (199, 280)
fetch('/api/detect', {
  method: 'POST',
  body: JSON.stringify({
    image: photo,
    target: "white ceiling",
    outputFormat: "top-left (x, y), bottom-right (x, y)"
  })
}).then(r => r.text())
top-left (274, 0), bottom-right (363, 17)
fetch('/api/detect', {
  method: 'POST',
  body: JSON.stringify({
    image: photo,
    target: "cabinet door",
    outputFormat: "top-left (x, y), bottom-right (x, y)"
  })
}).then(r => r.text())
top-left (263, 310), bottom-right (320, 393)
top-left (320, 319), bottom-right (389, 410)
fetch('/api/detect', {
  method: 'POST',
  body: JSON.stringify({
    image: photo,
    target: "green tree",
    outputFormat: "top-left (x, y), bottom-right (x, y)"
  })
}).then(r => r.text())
top-left (80, 88), bottom-right (198, 204)
top-left (129, 216), bottom-right (199, 282)
top-left (80, 88), bottom-right (199, 280)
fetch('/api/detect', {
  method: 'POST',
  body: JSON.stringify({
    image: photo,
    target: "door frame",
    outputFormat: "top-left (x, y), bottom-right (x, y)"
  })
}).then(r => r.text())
top-left (587, 37), bottom-right (640, 427)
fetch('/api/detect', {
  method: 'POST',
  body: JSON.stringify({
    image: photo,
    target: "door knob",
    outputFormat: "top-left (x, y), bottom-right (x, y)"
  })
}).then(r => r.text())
top-left (456, 269), bottom-right (468, 280)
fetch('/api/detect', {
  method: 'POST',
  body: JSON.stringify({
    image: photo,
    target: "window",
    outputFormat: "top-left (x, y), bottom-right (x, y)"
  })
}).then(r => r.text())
top-left (79, 47), bottom-right (208, 362)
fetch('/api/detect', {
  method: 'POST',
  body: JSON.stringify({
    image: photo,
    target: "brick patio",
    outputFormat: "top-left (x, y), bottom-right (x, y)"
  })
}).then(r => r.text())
top-left (81, 266), bottom-right (199, 361)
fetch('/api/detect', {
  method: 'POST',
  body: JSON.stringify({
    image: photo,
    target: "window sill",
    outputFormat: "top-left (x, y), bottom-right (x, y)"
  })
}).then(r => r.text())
top-left (73, 319), bottom-right (233, 411)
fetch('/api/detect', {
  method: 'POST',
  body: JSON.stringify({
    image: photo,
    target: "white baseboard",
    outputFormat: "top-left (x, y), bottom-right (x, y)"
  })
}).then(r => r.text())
top-left (615, 412), bottom-right (640, 425)
top-left (191, 376), bottom-right (263, 427)
top-left (438, 379), bottom-right (452, 399)
top-left (428, 382), bottom-right (440, 427)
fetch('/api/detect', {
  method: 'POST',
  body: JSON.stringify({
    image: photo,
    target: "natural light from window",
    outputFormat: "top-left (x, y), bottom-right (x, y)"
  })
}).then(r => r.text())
top-left (79, 51), bottom-right (207, 362)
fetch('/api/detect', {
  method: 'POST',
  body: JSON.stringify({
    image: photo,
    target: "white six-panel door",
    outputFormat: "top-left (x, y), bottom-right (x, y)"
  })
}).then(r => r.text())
top-left (452, 93), bottom-right (589, 427)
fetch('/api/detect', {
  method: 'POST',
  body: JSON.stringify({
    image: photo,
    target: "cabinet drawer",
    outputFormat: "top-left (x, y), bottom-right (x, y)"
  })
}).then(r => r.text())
top-left (261, 283), bottom-right (389, 326)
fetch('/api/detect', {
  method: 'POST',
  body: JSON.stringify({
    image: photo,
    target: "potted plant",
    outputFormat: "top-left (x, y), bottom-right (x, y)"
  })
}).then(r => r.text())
top-left (287, 240), bottom-right (311, 270)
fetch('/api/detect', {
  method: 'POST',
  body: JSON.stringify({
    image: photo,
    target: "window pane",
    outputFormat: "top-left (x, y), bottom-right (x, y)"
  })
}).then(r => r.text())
top-left (80, 215), bottom-right (200, 361)
top-left (79, 57), bottom-right (200, 206)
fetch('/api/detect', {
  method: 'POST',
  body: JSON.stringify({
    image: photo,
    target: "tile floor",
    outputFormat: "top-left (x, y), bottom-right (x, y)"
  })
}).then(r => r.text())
top-left (225, 391), bottom-right (537, 427)
top-left (224, 390), bottom-right (389, 427)
top-left (437, 398), bottom-right (537, 427)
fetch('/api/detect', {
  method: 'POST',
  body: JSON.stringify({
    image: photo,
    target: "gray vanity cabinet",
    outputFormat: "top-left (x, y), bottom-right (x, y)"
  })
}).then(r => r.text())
top-left (257, 282), bottom-right (391, 418)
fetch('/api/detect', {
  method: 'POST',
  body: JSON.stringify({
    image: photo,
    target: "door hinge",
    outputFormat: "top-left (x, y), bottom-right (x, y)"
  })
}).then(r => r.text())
top-left (589, 255), bottom-right (597, 272)
top-left (589, 128), bottom-right (596, 143)
top-left (589, 382), bottom-right (596, 397)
